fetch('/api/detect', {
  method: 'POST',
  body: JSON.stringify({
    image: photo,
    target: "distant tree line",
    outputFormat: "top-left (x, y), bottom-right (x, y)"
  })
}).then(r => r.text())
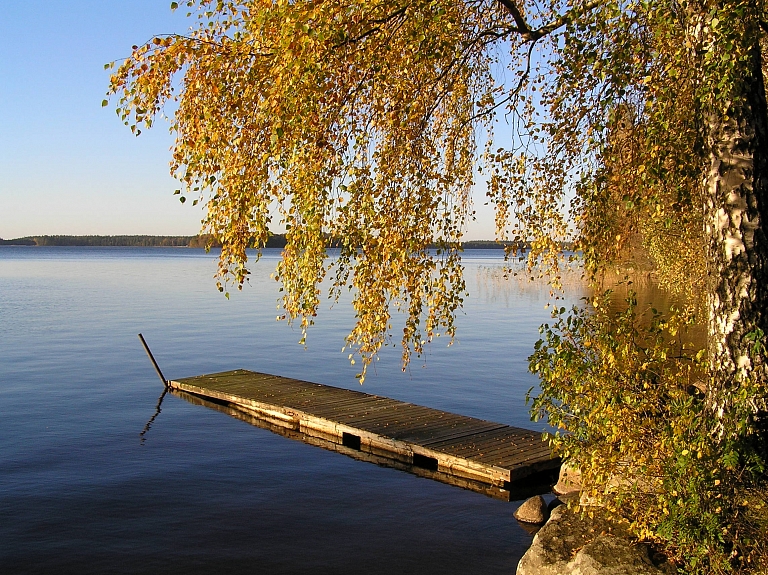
top-left (0, 235), bottom-right (287, 248)
top-left (0, 238), bottom-right (36, 246)
top-left (0, 236), bottom-right (530, 250)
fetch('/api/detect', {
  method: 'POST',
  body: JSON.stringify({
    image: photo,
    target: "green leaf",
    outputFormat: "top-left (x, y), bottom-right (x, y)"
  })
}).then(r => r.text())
top-left (101, 99), bottom-right (108, 107)
top-left (170, 2), bottom-right (178, 9)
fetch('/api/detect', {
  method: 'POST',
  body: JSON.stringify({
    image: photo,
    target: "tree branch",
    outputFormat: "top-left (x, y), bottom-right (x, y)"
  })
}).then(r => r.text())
top-left (333, 4), bottom-right (410, 48)
top-left (496, 0), bottom-right (534, 37)
top-left (497, 0), bottom-right (605, 42)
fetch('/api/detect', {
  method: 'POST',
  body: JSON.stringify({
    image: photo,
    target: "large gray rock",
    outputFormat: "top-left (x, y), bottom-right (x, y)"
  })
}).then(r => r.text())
top-left (517, 505), bottom-right (673, 575)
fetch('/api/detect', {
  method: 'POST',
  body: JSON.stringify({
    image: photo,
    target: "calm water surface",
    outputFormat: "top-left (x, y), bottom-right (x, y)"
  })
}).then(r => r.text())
top-left (0, 247), bottom-right (583, 574)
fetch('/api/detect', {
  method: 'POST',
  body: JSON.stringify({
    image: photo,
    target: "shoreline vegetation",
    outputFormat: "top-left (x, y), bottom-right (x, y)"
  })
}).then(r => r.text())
top-left (0, 235), bottom-right (546, 250)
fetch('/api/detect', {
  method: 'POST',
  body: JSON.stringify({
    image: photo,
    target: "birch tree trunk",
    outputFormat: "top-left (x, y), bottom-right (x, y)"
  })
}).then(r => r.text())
top-left (704, 27), bottom-right (768, 438)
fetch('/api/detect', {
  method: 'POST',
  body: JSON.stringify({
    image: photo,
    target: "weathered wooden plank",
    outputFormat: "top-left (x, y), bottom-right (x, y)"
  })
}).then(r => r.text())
top-left (395, 422), bottom-right (508, 445)
top-left (348, 406), bottom-right (468, 431)
top-left (168, 369), bottom-right (559, 491)
top-left (418, 424), bottom-right (510, 446)
top-left (440, 443), bottom-right (552, 468)
top-left (382, 417), bottom-right (492, 440)
top-left (237, 388), bottom-right (347, 409)
top-left (475, 436), bottom-right (548, 455)
top-left (224, 378), bottom-right (318, 395)
top-left (448, 431), bottom-right (543, 452)
top-left (427, 426), bottom-right (542, 451)
top-left (486, 445), bottom-right (556, 466)
top-left (389, 421), bottom-right (491, 441)
top-left (394, 411), bottom-right (494, 430)
top-left (306, 397), bottom-right (400, 412)
top-left (339, 407), bottom-right (427, 429)
top-left (293, 396), bottom-right (399, 414)
top-left (255, 388), bottom-right (356, 405)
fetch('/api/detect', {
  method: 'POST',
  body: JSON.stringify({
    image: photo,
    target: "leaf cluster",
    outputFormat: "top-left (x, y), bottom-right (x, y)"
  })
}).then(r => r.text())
top-left (529, 293), bottom-right (768, 573)
top-left (105, 0), bottom-right (768, 372)
top-left (108, 0), bottom-right (512, 377)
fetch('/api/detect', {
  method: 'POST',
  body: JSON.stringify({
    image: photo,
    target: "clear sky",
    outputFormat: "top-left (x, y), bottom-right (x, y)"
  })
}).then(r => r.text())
top-left (0, 1), bottom-right (497, 240)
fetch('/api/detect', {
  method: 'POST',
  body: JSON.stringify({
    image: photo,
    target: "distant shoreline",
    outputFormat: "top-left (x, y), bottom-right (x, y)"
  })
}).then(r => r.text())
top-left (0, 235), bottom-right (514, 249)
top-left (0, 235), bottom-right (244, 248)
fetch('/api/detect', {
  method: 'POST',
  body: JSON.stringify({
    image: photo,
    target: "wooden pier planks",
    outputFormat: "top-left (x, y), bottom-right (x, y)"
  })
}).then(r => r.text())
top-left (169, 369), bottom-right (559, 490)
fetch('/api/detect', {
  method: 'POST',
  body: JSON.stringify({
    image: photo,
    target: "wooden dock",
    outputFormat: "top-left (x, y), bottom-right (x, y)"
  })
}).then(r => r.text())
top-left (169, 369), bottom-right (559, 500)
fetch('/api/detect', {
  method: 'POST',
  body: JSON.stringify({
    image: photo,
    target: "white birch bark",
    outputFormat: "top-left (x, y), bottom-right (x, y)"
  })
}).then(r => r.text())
top-left (703, 34), bottom-right (768, 432)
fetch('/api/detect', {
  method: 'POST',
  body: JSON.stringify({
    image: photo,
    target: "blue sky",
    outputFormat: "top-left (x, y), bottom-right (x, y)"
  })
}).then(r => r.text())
top-left (0, 1), bottom-right (497, 239)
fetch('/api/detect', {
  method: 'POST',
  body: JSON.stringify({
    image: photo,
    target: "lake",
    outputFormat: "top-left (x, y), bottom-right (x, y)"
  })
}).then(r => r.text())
top-left (0, 247), bottom-right (584, 575)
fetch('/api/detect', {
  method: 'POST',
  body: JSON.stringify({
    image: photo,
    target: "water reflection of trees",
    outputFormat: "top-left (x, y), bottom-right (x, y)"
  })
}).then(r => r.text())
top-left (597, 268), bottom-right (707, 353)
top-left (472, 262), bottom-right (706, 352)
top-left (472, 261), bottom-right (588, 307)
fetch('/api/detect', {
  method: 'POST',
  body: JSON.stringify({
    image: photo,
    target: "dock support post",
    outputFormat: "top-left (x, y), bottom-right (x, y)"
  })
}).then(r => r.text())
top-left (138, 333), bottom-right (169, 387)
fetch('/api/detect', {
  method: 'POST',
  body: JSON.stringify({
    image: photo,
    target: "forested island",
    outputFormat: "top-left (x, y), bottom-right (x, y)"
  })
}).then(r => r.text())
top-left (0, 234), bottom-right (276, 247)
top-left (0, 235), bottom-right (516, 249)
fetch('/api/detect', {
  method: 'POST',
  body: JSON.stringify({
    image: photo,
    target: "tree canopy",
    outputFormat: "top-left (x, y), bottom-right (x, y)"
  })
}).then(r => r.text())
top-left (107, 0), bottom-right (640, 373)
top-left (109, 0), bottom-right (768, 570)
top-left (108, 0), bottom-right (766, 368)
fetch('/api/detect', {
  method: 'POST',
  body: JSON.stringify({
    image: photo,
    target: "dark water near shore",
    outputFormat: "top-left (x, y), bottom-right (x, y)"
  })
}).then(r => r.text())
top-left (0, 247), bottom-right (584, 575)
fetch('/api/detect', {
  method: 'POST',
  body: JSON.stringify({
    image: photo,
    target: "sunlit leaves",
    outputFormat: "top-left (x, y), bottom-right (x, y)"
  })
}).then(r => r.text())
top-left (527, 295), bottom-right (762, 570)
top-left (107, 0), bottom-right (508, 378)
top-left (106, 0), bottom-right (681, 371)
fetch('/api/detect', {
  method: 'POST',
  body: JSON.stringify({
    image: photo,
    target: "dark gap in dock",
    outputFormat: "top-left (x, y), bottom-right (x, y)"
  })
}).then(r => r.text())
top-left (502, 468), bottom-right (560, 499)
top-left (342, 432), bottom-right (361, 450)
top-left (412, 453), bottom-right (439, 471)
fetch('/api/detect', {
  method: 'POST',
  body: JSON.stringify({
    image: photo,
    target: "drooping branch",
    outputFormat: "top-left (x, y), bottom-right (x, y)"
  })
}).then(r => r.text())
top-left (333, 4), bottom-right (411, 48)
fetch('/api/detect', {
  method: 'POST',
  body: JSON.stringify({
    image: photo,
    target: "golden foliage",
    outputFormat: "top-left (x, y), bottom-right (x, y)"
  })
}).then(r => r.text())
top-left (106, 0), bottom-right (768, 369)
top-left (529, 295), bottom-right (764, 572)
top-left (107, 0), bottom-right (674, 371)
top-left (109, 0), bottom-right (645, 375)
top-left (109, 0), bottom-right (511, 377)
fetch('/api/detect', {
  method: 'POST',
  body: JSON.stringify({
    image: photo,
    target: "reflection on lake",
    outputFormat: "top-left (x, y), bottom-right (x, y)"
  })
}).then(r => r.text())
top-left (1, 247), bottom-right (586, 574)
top-left (171, 388), bottom-right (558, 502)
top-left (599, 270), bottom-right (707, 352)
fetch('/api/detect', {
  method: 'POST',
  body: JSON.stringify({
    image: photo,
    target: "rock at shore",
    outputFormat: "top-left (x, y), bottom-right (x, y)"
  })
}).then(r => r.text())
top-left (517, 505), bottom-right (674, 575)
top-left (553, 463), bottom-right (582, 496)
top-left (514, 495), bottom-right (549, 525)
